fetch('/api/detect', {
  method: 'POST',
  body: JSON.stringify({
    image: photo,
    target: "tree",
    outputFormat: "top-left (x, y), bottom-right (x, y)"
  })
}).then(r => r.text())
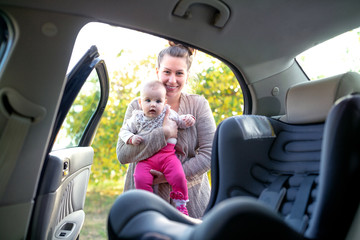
top-left (191, 55), bottom-right (243, 125)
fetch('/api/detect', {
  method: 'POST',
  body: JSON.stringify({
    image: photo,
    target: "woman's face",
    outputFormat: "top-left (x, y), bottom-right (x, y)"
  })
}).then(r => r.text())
top-left (156, 54), bottom-right (189, 100)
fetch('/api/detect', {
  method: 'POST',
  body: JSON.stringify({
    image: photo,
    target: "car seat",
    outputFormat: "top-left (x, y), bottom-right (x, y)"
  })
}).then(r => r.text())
top-left (206, 71), bottom-right (360, 239)
top-left (107, 72), bottom-right (360, 240)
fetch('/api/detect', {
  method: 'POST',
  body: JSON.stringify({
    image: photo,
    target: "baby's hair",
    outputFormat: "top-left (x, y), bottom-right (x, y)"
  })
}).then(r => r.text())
top-left (140, 80), bottom-right (166, 97)
top-left (157, 41), bottom-right (196, 71)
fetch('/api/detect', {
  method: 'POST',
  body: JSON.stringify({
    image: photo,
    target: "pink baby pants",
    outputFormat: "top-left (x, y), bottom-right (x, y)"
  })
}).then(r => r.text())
top-left (134, 143), bottom-right (188, 200)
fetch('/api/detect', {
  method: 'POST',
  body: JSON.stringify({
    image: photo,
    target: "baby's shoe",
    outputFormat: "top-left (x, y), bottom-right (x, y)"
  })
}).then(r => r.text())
top-left (170, 191), bottom-right (189, 216)
top-left (176, 204), bottom-right (189, 215)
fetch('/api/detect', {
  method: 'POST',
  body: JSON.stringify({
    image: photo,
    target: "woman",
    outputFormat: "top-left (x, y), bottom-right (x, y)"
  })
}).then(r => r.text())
top-left (116, 42), bottom-right (216, 218)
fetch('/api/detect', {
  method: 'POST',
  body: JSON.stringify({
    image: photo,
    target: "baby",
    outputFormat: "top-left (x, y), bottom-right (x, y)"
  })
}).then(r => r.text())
top-left (119, 80), bottom-right (195, 215)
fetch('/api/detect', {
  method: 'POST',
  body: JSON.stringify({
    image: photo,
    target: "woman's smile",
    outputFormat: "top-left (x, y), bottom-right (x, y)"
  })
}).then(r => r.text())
top-left (165, 85), bottom-right (178, 91)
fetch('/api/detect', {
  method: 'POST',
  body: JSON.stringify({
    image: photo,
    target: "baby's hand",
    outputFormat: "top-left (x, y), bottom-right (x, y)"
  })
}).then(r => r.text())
top-left (129, 135), bottom-right (143, 145)
top-left (183, 114), bottom-right (196, 127)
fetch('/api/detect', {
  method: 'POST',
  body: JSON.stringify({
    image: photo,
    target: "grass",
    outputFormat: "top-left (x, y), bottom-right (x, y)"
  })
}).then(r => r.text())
top-left (80, 179), bottom-right (124, 240)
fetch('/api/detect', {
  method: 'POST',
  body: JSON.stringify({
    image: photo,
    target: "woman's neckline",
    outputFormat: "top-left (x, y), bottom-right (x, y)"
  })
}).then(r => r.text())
top-left (167, 93), bottom-right (183, 113)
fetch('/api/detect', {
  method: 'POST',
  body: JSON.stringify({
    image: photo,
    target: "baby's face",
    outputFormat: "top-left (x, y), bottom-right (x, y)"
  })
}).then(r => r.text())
top-left (140, 86), bottom-right (166, 118)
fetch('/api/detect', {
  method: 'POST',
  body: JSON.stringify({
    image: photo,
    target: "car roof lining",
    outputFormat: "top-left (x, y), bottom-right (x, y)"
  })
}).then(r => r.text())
top-left (3, 0), bottom-right (360, 84)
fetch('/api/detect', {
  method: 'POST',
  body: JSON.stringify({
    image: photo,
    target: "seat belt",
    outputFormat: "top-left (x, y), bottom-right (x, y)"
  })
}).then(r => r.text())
top-left (285, 175), bottom-right (316, 233)
top-left (0, 113), bottom-right (32, 198)
top-left (259, 175), bottom-right (289, 211)
top-left (0, 88), bottom-right (46, 199)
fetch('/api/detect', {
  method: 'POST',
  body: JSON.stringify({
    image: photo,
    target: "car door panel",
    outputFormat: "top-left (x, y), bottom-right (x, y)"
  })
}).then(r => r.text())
top-left (28, 46), bottom-right (109, 240)
top-left (31, 147), bottom-right (93, 239)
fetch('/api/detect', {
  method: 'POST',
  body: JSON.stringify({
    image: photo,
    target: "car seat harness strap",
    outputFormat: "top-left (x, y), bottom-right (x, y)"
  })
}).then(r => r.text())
top-left (259, 175), bottom-right (289, 211)
top-left (285, 175), bottom-right (316, 233)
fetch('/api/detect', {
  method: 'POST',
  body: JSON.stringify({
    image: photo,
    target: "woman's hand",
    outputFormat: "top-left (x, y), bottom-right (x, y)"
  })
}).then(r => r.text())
top-left (163, 108), bottom-right (178, 139)
top-left (150, 169), bottom-right (167, 185)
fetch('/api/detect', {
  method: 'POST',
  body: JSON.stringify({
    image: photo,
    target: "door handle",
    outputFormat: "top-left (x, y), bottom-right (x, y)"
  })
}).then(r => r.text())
top-left (63, 158), bottom-right (70, 177)
top-left (173, 0), bottom-right (230, 28)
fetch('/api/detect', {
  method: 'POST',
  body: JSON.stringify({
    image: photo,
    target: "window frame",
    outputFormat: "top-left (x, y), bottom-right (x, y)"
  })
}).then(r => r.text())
top-left (48, 45), bottom-right (110, 151)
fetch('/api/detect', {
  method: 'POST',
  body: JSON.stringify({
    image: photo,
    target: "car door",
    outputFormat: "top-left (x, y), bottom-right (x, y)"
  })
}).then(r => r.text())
top-left (28, 45), bottom-right (109, 240)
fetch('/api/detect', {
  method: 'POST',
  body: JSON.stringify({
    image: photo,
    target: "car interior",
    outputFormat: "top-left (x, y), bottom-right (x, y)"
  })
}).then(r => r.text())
top-left (0, 0), bottom-right (360, 239)
top-left (108, 71), bottom-right (360, 239)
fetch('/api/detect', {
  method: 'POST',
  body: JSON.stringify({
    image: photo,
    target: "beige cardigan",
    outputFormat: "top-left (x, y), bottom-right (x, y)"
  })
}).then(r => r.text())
top-left (116, 92), bottom-right (216, 218)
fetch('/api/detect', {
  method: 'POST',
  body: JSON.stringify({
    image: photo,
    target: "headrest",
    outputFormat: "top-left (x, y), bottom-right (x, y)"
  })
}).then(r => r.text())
top-left (280, 72), bottom-right (360, 124)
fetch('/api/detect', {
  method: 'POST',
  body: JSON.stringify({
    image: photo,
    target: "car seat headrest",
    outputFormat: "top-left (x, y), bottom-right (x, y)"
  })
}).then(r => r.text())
top-left (280, 72), bottom-right (360, 124)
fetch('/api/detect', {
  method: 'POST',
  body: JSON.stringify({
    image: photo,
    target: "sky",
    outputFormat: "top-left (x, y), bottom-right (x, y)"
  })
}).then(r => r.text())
top-left (296, 28), bottom-right (360, 79)
top-left (68, 22), bottom-right (218, 84)
top-left (68, 22), bottom-right (168, 77)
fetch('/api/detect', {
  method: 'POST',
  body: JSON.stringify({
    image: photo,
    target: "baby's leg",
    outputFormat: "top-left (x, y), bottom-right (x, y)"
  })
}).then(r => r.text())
top-left (163, 155), bottom-right (188, 199)
top-left (134, 160), bottom-right (154, 192)
top-left (163, 154), bottom-right (189, 215)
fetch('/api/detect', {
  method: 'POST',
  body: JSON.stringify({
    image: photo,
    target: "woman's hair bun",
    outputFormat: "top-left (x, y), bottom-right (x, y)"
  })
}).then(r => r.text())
top-left (168, 41), bottom-right (196, 56)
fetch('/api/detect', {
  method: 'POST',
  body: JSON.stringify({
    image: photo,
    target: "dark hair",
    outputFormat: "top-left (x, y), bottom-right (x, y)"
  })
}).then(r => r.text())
top-left (157, 41), bottom-right (196, 71)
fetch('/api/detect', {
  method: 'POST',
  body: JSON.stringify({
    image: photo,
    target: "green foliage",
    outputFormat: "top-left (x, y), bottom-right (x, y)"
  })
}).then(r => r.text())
top-left (191, 58), bottom-right (243, 125)
top-left (59, 75), bottom-right (100, 148)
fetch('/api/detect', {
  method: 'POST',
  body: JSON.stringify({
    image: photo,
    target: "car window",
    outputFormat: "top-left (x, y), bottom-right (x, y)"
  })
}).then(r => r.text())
top-left (0, 13), bottom-right (13, 72)
top-left (70, 22), bottom-right (243, 126)
top-left (53, 70), bottom-right (101, 150)
top-left (296, 26), bottom-right (360, 80)
top-left (68, 22), bottom-right (243, 195)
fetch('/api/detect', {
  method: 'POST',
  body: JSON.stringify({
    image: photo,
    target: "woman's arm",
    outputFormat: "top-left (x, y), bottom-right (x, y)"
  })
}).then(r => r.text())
top-left (116, 129), bottom-right (165, 164)
top-left (116, 100), bottom-right (177, 164)
top-left (182, 96), bottom-right (216, 179)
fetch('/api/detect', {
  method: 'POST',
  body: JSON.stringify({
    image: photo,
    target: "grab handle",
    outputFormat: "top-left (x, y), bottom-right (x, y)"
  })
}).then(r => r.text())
top-left (173, 0), bottom-right (230, 28)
